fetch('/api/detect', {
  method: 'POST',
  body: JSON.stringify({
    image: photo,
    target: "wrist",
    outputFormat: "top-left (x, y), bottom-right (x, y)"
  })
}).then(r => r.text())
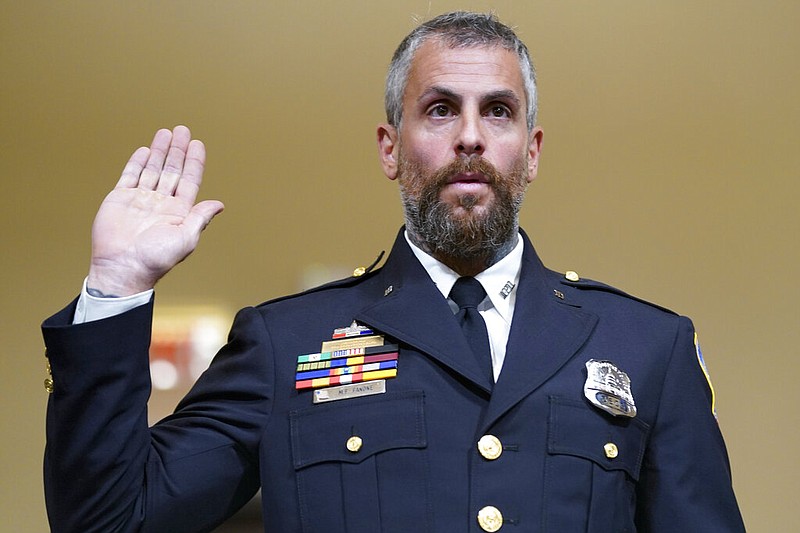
top-left (76, 277), bottom-right (153, 324)
top-left (87, 263), bottom-right (156, 297)
top-left (86, 286), bottom-right (121, 298)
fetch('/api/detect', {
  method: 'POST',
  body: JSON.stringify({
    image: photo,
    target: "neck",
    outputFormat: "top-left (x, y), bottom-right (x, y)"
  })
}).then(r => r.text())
top-left (407, 228), bottom-right (518, 277)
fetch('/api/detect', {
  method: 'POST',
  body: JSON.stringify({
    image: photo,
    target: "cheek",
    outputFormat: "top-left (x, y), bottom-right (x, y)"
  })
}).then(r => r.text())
top-left (402, 133), bottom-right (452, 171)
top-left (491, 142), bottom-right (530, 175)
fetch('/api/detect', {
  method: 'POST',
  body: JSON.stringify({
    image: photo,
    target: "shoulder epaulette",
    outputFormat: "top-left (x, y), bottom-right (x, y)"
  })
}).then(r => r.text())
top-left (558, 270), bottom-right (678, 316)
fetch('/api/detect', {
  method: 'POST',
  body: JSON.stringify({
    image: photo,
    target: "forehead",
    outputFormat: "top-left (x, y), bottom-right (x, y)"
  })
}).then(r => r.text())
top-left (404, 40), bottom-right (525, 103)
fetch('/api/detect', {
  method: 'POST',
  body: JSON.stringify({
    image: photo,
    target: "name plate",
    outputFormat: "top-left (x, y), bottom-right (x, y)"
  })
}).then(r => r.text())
top-left (312, 379), bottom-right (387, 404)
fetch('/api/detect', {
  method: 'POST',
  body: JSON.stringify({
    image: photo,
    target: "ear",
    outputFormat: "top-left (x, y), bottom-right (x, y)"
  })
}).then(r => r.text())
top-left (377, 123), bottom-right (399, 180)
top-left (526, 126), bottom-right (544, 183)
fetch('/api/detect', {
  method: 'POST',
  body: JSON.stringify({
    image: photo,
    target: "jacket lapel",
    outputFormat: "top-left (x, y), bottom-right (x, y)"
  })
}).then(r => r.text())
top-left (354, 229), bottom-right (598, 406)
top-left (481, 233), bottom-right (598, 430)
top-left (355, 230), bottom-right (493, 393)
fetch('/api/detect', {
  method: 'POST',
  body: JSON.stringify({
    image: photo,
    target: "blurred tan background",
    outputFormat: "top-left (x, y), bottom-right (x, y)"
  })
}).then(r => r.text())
top-left (2, 1), bottom-right (798, 531)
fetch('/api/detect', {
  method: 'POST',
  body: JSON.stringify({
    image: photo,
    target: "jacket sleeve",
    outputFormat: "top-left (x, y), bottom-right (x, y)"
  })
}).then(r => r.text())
top-left (42, 299), bottom-right (272, 533)
top-left (634, 316), bottom-right (745, 532)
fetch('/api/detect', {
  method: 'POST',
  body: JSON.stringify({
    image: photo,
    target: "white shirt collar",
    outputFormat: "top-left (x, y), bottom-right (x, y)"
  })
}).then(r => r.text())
top-left (404, 230), bottom-right (523, 324)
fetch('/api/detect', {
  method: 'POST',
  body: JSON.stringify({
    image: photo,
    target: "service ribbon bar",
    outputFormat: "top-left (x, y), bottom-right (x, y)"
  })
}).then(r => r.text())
top-left (296, 351), bottom-right (399, 372)
top-left (296, 368), bottom-right (398, 390)
top-left (296, 359), bottom-right (398, 382)
top-left (295, 325), bottom-right (400, 393)
top-left (297, 344), bottom-right (398, 366)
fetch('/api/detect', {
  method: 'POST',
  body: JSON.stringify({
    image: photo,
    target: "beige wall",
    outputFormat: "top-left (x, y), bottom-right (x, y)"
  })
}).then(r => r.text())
top-left (2, 1), bottom-right (798, 530)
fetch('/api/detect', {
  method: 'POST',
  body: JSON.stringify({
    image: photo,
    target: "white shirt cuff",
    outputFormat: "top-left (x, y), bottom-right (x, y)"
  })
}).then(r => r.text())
top-left (73, 277), bottom-right (154, 324)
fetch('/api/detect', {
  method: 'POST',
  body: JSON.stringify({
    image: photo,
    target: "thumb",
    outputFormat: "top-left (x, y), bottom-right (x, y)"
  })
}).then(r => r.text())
top-left (184, 200), bottom-right (225, 236)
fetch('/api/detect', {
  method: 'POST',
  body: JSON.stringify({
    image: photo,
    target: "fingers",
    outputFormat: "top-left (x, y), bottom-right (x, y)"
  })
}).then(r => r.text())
top-left (174, 139), bottom-right (207, 204)
top-left (137, 128), bottom-right (174, 190)
top-left (116, 146), bottom-right (151, 188)
top-left (155, 126), bottom-right (192, 195)
top-left (115, 126), bottom-right (203, 198)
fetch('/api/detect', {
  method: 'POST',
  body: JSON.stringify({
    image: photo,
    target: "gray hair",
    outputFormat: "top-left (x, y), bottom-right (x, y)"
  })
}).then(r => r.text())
top-left (385, 11), bottom-right (538, 131)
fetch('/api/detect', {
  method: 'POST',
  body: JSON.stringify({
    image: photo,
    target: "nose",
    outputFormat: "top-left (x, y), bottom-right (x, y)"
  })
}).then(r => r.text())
top-left (455, 111), bottom-right (485, 157)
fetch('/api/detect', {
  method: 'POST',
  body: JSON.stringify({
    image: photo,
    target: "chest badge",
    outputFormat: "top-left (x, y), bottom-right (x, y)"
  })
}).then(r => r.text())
top-left (584, 359), bottom-right (637, 418)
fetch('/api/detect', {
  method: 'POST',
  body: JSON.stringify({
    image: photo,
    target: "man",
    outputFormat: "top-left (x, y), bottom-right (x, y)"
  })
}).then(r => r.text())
top-left (42, 11), bottom-right (744, 532)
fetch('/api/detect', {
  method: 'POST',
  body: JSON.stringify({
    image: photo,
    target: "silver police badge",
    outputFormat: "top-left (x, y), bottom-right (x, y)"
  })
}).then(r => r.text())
top-left (584, 359), bottom-right (637, 418)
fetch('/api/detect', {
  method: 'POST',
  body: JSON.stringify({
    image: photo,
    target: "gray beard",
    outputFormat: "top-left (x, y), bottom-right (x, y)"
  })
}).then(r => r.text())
top-left (399, 155), bottom-right (527, 266)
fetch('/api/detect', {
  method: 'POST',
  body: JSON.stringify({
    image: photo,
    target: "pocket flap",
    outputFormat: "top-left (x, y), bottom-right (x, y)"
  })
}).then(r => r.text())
top-left (290, 390), bottom-right (426, 469)
top-left (547, 396), bottom-right (649, 480)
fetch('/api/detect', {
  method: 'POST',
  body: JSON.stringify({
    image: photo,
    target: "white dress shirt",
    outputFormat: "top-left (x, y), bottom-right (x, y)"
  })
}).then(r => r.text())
top-left (405, 232), bottom-right (523, 382)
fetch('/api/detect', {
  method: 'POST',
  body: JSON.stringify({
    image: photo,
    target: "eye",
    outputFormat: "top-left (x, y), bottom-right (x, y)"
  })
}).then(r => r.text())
top-left (487, 105), bottom-right (511, 118)
top-left (428, 103), bottom-right (452, 118)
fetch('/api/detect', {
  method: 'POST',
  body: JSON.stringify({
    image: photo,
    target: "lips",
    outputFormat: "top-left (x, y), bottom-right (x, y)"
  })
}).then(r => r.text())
top-left (445, 171), bottom-right (492, 194)
top-left (447, 171), bottom-right (490, 185)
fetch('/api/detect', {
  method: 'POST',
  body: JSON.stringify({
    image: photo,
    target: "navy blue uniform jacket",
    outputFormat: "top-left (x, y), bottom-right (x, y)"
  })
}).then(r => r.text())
top-left (42, 229), bottom-right (745, 532)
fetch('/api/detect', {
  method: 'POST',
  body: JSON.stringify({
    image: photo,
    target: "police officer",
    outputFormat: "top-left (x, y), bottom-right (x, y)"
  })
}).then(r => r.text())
top-left (42, 11), bottom-right (745, 532)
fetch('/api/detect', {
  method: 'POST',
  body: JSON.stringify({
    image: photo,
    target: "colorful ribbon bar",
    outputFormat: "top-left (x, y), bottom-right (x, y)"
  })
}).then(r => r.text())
top-left (297, 344), bottom-right (398, 364)
top-left (297, 351), bottom-right (399, 372)
top-left (295, 368), bottom-right (398, 390)
top-left (296, 360), bottom-right (398, 382)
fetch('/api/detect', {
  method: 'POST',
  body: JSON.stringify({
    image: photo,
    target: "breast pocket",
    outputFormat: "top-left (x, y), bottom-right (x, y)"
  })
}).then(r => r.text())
top-left (544, 396), bottom-right (649, 533)
top-left (290, 389), bottom-right (429, 533)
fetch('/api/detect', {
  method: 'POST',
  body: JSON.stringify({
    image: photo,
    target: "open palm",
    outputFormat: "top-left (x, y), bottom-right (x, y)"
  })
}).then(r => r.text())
top-left (88, 126), bottom-right (224, 296)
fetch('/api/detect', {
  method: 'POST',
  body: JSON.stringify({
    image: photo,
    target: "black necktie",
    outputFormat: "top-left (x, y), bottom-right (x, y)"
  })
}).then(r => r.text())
top-left (450, 277), bottom-right (493, 385)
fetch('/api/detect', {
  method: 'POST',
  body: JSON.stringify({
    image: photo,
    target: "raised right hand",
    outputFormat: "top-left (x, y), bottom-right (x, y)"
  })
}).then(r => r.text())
top-left (86, 125), bottom-right (224, 297)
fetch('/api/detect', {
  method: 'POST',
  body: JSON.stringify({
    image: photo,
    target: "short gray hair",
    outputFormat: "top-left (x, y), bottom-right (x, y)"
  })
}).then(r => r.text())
top-left (385, 11), bottom-right (538, 131)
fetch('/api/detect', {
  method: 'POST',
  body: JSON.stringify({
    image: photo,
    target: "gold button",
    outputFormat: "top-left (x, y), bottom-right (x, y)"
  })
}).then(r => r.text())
top-left (353, 266), bottom-right (366, 277)
top-left (477, 434), bottom-right (503, 461)
top-left (604, 442), bottom-right (618, 459)
top-left (565, 270), bottom-right (580, 282)
top-left (44, 356), bottom-right (53, 393)
top-left (346, 435), bottom-right (363, 453)
top-left (477, 505), bottom-right (503, 532)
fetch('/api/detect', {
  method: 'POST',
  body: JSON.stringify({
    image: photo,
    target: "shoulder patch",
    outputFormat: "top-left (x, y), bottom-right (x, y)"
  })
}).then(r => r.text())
top-left (560, 277), bottom-right (678, 315)
top-left (694, 332), bottom-right (717, 419)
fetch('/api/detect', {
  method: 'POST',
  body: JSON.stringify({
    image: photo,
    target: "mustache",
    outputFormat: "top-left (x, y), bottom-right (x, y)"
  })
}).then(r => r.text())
top-left (428, 156), bottom-right (503, 189)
